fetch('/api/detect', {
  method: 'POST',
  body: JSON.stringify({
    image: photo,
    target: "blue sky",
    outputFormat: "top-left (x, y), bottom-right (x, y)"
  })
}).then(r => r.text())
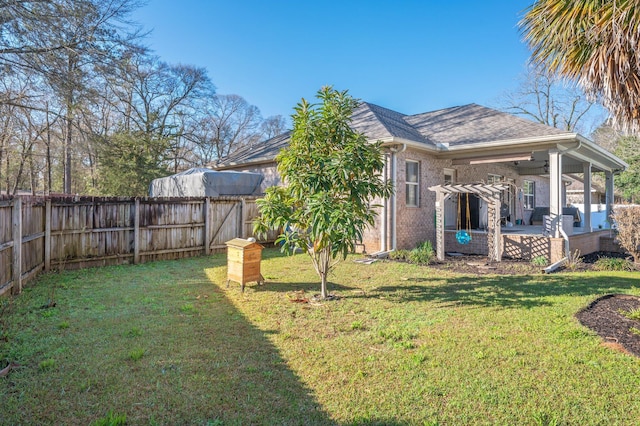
top-left (133, 1), bottom-right (534, 121)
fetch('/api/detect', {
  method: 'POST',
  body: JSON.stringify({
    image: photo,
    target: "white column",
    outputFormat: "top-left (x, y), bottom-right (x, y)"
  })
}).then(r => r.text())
top-left (549, 150), bottom-right (562, 237)
top-left (380, 153), bottom-right (388, 252)
top-left (391, 152), bottom-right (397, 250)
top-left (583, 163), bottom-right (592, 232)
top-left (605, 171), bottom-right (614, 227)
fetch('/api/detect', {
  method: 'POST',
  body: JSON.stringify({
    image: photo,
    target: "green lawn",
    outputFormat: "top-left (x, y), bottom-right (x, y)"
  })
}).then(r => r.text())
top-left (1, 249), bottom-right (640, 425)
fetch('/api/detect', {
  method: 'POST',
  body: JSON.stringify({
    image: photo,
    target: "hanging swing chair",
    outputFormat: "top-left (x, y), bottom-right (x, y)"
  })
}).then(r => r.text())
top-left (456, 193), bottom-right (472, 245)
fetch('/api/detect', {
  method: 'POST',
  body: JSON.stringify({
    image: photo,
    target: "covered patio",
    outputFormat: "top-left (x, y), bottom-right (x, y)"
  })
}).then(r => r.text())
top-left (430, 134), bottom-right (628, 264)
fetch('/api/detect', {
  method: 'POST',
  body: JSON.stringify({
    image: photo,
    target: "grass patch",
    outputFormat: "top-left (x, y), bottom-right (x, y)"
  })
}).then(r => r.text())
top-left (92, 411), bottom-right (126, 426)
top-left (128, 347), bottom-right (145, 361)
top-left (1, 249), bottom-right (640, 424)
top-left (38, 358), bottom-right (55, 371)
top-left (619, 307), bottom-right (640, 321)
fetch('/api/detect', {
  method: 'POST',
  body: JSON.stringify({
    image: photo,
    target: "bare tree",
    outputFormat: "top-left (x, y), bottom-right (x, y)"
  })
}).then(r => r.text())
top-left (1, 0), bottom-right (144, 193)
top-left (96, 53), bottom-right (213, 195)
top-left (497, 65), bottom-right (603, 133)
top-left (260, 115), bottom-right (288, 140)
top-left (191, 94), bottom-right (263, 163)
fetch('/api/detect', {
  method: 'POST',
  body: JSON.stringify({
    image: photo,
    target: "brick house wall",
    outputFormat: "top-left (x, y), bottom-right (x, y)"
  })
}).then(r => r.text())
top-left (392, 148), bottom-right (554, 251)
top-left (220, 147), bottom-right (558, 256)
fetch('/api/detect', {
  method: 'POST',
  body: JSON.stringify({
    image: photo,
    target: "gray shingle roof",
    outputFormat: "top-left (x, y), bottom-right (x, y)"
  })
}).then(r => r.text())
top-left (217, 131), bottom-right (291, 167)
top-left (350, 102), bottom-right (431, 144)
top-left (216, 102), bottom-right (569, 168)
top-left (405, 103), bottom-right (568, 146)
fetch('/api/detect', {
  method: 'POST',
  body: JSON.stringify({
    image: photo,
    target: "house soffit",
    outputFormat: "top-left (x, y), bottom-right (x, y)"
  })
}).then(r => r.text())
top-left (399, 136), bottom-right (627, 175)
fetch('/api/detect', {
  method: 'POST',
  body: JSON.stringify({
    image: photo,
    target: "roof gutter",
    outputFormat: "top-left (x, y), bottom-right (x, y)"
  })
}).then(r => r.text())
top-left (215, 158), bottom-right (276, 170)
top-left (571, 134), bottom-right (629, 171)
top-left (377, 137), bottom-right (439, 153)
top-left (439, 133), bottom-right (579, 153)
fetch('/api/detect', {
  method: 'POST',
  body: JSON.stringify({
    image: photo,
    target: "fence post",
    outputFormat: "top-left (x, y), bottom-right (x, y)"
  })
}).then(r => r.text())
top-left (44, 198), bottom-right (51, 271)
top-left (134, 198), bottom-right (140, 264)
top-left (204, 197), bottom-right (210, 255)
top-left (12, 196), bottom-right (22, 295)
top-left (240, 198), bottom-right (246, 238)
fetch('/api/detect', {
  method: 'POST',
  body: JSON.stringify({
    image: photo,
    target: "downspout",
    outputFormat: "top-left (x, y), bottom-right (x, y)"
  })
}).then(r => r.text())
top-left (380, 152), bottom-right (388, 252)
top-left (388, 144), bottom-right (407, 251)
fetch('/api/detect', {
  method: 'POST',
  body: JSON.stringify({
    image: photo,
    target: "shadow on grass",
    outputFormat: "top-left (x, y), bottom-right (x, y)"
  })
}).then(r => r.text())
top-left (180, 268), bottom-right (338, 424)
top-left (0, 258), bottom-right (338, 425)
top-left (251, 281), bottom-right (356, 294)
top-left (356, 273), bottom-right (640, 309)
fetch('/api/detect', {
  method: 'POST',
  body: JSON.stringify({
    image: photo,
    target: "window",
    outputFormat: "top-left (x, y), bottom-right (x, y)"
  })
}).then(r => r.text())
top-left (444, 168), bottom-right (456, 185)
top-left (487, 174), bottom-right (502, 184)
top-left (523, 180), bottom-right (535, 210)
top-left (405, 160), bottom-right (419, 207)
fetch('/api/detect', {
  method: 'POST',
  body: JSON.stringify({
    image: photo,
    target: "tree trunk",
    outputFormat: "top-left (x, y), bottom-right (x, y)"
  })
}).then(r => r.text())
top-left (320, 271), bottom-right (328, 299)
top-left (4, 153), bottom-right (9, 194)
top-left (28, 144), bottom-right (36, 195)
top-left (63, 54), bottom-right (76, 194)
top-left (319, 247), bottom-right (330, 299)
top-left (45, 106), bottom-right (52, 195)
top-left (64, 101), bottom-right (73, 194)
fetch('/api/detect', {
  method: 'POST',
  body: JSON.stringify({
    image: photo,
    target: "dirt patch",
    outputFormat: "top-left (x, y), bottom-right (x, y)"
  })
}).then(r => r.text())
top-left (426, 251), bottom-right (635, 275)
top-left (576, 294), bottom-right (640, 358)
top-left (428, 254), bottom-right (541, 275)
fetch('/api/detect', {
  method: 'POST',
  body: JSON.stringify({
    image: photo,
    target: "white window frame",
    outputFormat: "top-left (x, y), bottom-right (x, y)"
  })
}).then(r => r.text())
top-left (444, 168), bottom-right (456, 185)
top-left (523, 180), bottom-right (535, 210)
top-left (405, 160), bottom-right (420, 207)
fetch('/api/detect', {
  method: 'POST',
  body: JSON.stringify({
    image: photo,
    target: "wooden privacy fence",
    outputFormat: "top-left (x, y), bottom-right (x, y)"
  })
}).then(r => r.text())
top-left (0, 195), bottom-right (276, 297)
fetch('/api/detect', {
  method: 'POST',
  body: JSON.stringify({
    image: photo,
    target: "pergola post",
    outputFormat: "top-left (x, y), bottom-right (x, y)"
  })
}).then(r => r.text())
top-left (489, 198), bottom-right (502, 261)
top-left (429, 183), bottom-right (507, 262)
top-left (435, 190), bottom-right (445, 261)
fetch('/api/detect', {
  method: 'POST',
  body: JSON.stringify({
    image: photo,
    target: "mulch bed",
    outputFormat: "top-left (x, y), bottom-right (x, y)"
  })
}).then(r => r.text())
top-left (427, 251), bottom-right (635, 275)
top-left (576, 294), bottom-right (640, 358)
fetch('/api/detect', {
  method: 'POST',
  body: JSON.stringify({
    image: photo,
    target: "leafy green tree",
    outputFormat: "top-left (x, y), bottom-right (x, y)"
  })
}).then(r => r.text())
top-left (254, 87), bottom-right (393, 299)
top-left (521, 1), bottom-right (640, 132)
top-left (96, 131), bottom-right (169, 196)
top-left (614, 136), bottom-right (640, 203)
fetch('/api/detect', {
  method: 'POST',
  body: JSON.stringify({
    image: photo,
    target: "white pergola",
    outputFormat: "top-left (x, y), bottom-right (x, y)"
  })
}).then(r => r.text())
top-left (428, 183), bottom-right (509, 262)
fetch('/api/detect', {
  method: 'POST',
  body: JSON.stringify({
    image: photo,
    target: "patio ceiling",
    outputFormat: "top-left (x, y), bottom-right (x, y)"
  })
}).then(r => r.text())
top-left (430, 134), bottom-right (627, 175)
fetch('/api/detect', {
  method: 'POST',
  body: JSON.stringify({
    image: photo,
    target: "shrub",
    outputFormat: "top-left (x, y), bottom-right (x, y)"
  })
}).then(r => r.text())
top-left (565, 249), bottom-right (583, 272)
top-left (612, 205), bottom-right (640, 263)
top-left (408, 241), bottom-right (435, 264)
top-left (593, 257), bottom-right (635, 271)
top-left (389, 249), bottom-right (411, 261)
top-left (531, 256), bottom-right (548, 266)
top-left (389, 241), bottom-right (435, 265)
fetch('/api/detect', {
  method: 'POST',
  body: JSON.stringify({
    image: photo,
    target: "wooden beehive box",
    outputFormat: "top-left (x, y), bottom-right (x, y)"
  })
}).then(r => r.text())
top-left (225, 238), bottom-right (264, 291)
